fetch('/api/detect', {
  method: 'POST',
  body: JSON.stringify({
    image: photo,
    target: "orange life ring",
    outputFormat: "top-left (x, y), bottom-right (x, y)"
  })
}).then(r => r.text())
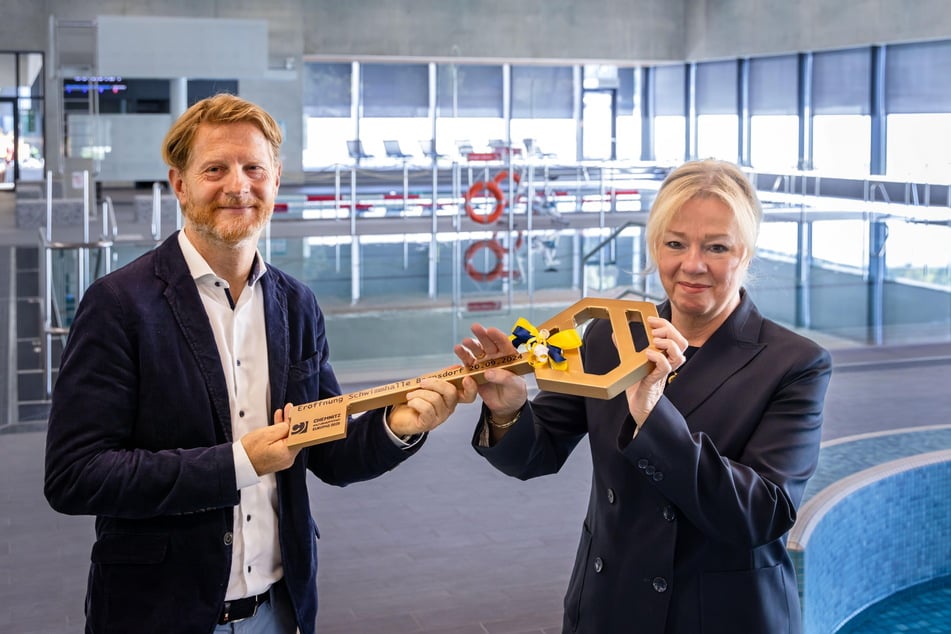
top-left (493, 170), bottom-right (522, 186)
top-left (464, 239), bottom-right (506, 282)
top-left (465, 180), bottom-right (505, 224)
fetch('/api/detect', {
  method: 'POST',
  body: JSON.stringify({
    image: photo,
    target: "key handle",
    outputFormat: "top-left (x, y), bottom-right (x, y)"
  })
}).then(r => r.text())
top-left (532, 298), bottom-right (657, 399)
top-left (287, 298), bottom-right (657, 447)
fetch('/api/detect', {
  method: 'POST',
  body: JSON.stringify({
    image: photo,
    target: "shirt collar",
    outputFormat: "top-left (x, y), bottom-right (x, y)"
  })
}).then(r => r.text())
top-left (178, 230), bottom-right (268, 287)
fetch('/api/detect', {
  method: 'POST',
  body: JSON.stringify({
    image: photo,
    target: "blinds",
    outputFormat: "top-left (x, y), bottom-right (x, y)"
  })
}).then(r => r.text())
top-left (618, 67), bottom-right (636, 115)
top-left (362, 63), bottom-right (429, 117)
top-left (886, 40), bottom-right (951, 113)
top-left (303, 62), bottom-right (351, 117)
top-left (511, 65), bottom-right (573, 118)
top-left (654, 64), bottom-right (685, 116)
top-left (696, 60), bottom-right (737, 114)
top-left (436, 64), bottom-right (503, 117)
top-left (813, 47), bottom-right (871, 115)
top-left (750, 55), bottom-right (798, 115)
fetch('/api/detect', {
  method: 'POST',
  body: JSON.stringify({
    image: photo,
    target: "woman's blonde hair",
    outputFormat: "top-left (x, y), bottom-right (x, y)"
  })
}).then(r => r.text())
top-left (162, 93), bottom-right (283, 171)
top-left (645, 159), bottom-right (762, 269)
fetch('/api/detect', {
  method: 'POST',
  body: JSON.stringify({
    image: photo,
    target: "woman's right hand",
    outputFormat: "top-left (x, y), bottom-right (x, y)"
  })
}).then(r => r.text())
top-left (454, 323), bottom-right (528, 418)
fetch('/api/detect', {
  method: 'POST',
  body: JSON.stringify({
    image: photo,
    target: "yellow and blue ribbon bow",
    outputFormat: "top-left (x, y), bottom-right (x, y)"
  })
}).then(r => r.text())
top-left (510, 317), bottom-right (582, 371)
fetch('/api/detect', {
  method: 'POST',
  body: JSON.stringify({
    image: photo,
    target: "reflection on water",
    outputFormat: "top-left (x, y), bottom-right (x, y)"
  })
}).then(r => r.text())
top-left (96, 190), bottom-right (951, 366)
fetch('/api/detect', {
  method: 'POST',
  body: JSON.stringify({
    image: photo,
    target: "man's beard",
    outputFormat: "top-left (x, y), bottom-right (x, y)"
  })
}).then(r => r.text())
top-left (185, 197), bottom-right (271, 247)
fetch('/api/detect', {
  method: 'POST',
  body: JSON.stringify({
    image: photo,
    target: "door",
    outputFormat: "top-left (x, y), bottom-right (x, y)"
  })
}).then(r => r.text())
top-left (581, 89), bottom-right (616, 161)
top-left (0, 100), bottom-right (14, 190)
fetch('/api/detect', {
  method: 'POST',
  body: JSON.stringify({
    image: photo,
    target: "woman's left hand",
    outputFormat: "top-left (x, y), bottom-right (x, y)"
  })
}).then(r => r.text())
top-left (624, 316), bottom-right (689, 427)
top-left (387, 377), bottom-right (478, 437)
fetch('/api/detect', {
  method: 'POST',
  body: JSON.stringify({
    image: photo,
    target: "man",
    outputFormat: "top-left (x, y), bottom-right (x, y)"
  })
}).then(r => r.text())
top-left (44, 93), bottom-right (473, 633)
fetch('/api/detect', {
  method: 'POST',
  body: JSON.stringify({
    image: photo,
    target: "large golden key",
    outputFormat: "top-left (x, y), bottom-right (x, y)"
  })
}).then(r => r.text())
top-left (286, 298), bottom-right (658, 448)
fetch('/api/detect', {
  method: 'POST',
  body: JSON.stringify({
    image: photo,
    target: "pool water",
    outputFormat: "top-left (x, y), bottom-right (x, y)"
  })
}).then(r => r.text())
top-left (836, 575), bottom-right (951, 633)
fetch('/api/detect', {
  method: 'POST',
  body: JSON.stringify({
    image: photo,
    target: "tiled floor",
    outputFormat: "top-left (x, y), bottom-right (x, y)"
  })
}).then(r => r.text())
top-left (1, 344), bottom-right (950, 633)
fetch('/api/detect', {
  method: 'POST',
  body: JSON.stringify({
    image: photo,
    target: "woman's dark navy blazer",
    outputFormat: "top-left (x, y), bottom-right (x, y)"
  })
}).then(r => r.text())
top-left (474, 292), bottom-right (832, 634)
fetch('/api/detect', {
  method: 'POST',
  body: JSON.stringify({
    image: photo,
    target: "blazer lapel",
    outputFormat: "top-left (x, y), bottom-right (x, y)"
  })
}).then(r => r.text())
top-left (154, 234), bottom-right (235, 441)
top-left (260, 271), bottom-right (289, 415)
top-left (662, 292), bottom-right (766, 418)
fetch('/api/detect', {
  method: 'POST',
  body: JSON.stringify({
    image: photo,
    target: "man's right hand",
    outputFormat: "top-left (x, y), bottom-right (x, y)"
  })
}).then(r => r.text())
top-left (241, 404), bottom-right (302, 475)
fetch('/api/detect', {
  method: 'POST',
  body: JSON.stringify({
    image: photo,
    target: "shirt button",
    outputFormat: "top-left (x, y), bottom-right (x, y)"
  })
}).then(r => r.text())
top-left (662, 506), bottom-right (676, 522)
top-left (606, 488), bottom-right (615, 504)
top-left (644, 465), bottom-right (655, 476)
top-left (223, 532), bottom-right (233, 546)
top-left (652, 577), bottom-right (668, 593)
top-left (238, 410), bottom-right (245, 418)
top-left (215, 282), bottom-right (222, 287)
top-left (594, 557), bottom-right (604, 573)
top-left (636, 458), bottom-right (649, 470)
top-left (246, 514), bottom-right (252, 522)
top-left (236, 359), bottom-right (242, 367)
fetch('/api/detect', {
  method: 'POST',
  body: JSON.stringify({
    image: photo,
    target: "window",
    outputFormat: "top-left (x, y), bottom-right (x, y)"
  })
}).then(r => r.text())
top-left (885, 41), bottom-right (951, 179)
top-left (653, 64), bottom-right (685, 165)
top-left (303, 62), bottom-right (352, 167)
top-left (360, 63), bottom-right (430, 162)
top-left (435, 64), bottom-right (503, 159)
top-left (696, 61), bottom-right (738, 162)
top-left (749, 55), bottom-right (799, 171)
top-left (812, 48), bottom-right (871, 175)
top-left (615, 67), bottom-right (642, 161)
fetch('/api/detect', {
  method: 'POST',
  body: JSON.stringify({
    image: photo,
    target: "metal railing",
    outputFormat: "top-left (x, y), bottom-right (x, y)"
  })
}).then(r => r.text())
top-left (39, 170), bottom-right (114, 397)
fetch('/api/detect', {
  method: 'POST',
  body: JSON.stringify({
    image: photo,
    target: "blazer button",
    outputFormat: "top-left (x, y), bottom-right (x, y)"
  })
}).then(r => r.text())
top-left (594, 557), bottom-right (604, 573)
top-left (662, 505), bottom-right (676, 522)
top-left (644, 465), bottom-right (655, 476)
top-left (606, 488), bottom-right (616, 504)
top-left (223, 532), bottom-right (233, 546)
top-left (636, 458), bottom-right (648, 470)
top-left (652, 471), bottom-right (664, 482)
top-left (652, 577), bottom-right (668, 593)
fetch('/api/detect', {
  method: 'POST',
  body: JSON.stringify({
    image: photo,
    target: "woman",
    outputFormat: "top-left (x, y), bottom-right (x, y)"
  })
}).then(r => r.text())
top-left (456, 159), bottom-right (832, 633)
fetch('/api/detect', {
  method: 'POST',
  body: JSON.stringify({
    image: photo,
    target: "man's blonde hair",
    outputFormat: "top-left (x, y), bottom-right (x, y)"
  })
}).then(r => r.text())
top-left (162, 93), bottom-right (283, 171)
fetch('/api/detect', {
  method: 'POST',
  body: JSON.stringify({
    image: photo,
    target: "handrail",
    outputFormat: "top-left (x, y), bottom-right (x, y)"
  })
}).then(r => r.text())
top-left (869, 181), bottom-right (891, 204)
top-left (104, 195), bottom-right (117, 240)
top-left (39, 168), bottom-right (118, 397)
top-left (615, 287), bottom-right (665, 303)
top-left (581, 220), bottom-right (639, 264)
top-left (151, 182), bottom-right (162, 240)
top-left (579, 220), bottom-right (641, 298)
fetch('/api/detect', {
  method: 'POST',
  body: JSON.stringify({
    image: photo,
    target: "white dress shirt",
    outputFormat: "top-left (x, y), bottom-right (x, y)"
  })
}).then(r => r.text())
top-left (178, 231), bottom-right (420, 602)
top-left (178, 231), bottom-right (280, 600)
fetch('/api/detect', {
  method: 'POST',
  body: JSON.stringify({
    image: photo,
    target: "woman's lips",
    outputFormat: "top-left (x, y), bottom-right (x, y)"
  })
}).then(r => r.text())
top-left (678, 282), bottom-right (709, 292)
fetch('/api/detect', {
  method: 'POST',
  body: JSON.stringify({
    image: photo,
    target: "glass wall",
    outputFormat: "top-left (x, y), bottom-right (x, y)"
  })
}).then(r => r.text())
top-left (0, 51), bottom-right (45, 188)
top-left (302, 62), bottom-right (352, 167)
top-left (436, 63), bottom-right (504, 159)
top-left (749, 55), bottom-right (799, 171)
top-left (812, 48), bottom-right (872, 175)
top-left (696, 60), bottom-right (738, 161)
top-left (615, 67), bottom-right (642, 161)
top-left (360, 63), bottom-right (429, 162)
top-left (510, 65), bottom-right (574, 160)
top-left (885, 41), bottom-right (951, 179)
top-left (652, 64), bottom-right (686, 164)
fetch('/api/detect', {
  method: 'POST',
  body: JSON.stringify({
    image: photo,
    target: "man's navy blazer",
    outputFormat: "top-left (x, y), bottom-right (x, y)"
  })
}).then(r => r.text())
top-left (45, 232), bottom-right (417, 634)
